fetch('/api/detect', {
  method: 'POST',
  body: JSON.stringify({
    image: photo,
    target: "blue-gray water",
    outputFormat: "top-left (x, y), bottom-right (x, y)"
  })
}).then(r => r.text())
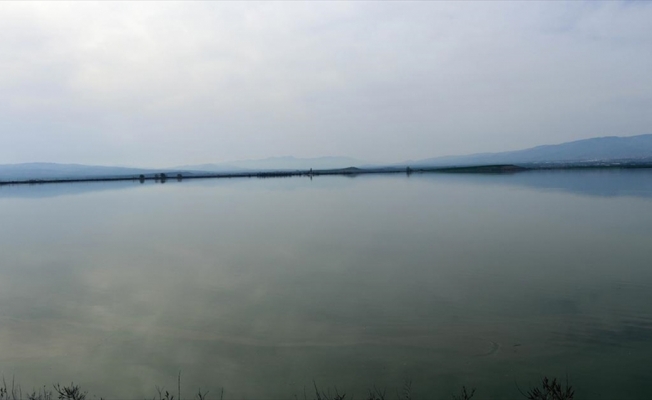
top-left (1, 170), bottom-right (651, 399)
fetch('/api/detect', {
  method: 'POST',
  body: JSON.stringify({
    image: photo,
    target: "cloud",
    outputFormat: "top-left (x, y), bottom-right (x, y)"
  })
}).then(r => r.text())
top-left (0, 1), bottom-right (651, 166)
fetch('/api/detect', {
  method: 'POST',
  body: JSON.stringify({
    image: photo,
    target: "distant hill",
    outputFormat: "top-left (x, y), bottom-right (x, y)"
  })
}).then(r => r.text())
top-left (409, 134), bottom-right (652, 167)
top-left (4, 135), bottom-right (652, 182)
top-left (178, 156), bottom-right (367, 172)
top-left (0, 157), bottom-right (368, 182)
top-left (0, 163), bottom-right (155, 181)
top-left (173, 163), bottom-right (246, 173)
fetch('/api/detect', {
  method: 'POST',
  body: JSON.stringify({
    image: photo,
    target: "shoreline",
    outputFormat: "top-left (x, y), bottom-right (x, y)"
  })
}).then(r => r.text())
top-left (1, 163), bottom-right (651, 187)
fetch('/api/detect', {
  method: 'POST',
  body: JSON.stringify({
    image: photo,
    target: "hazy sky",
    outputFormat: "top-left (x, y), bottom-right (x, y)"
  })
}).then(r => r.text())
top-left (1, 1), bottom-right (651, 167)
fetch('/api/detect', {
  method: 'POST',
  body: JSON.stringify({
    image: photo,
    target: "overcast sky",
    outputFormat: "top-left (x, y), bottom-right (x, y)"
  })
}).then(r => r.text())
top-left (1, 1), bottom-right (651, 167)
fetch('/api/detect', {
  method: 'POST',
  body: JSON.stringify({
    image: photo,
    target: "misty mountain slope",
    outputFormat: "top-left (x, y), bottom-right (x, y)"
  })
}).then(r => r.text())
top-left (0, 157), bottom-right (368, 182)
top-left (4, 134), bottom-right (652, 182)
top-left (178, 156), bottom-right (367, 172)
top-left (0, 163), bottom-right (154, 180)
top-left (411, 134), bottom-right (652, 167)
top-left (173, 164), bottom-right (247, 173)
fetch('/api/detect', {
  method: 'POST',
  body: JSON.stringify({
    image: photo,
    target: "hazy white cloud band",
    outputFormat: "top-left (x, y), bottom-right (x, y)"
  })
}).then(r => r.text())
top-left (1, 1), bottom-right (651, 167)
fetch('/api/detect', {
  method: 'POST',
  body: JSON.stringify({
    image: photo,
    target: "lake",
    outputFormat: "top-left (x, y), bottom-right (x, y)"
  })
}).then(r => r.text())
top-left (1, 169), bottom-right (651, 399)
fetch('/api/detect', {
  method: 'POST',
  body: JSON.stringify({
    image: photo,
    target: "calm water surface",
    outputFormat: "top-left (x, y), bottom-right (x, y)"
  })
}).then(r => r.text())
top-left (1, 170), bottom-right (651, 399)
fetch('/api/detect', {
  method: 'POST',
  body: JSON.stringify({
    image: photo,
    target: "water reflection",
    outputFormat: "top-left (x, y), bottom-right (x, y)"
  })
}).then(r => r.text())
top-left (0, 172), bottom-right (651, 399)
top-left (414, 168), bottom-right (652, 199)
top-left (0, 180), bottom-right (142, 198)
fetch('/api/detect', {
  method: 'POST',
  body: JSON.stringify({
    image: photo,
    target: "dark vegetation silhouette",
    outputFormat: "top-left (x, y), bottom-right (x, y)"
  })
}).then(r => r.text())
top-left (0, 376), bottom-right (575, 400)
top-left (451, 386), bottom-right (476, 400)
top-left (519, 377), bottom-right (574, 400)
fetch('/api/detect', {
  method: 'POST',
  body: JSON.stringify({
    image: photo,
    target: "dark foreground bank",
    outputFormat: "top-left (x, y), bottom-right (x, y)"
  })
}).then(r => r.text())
top-left (0, 376), bottom-right (574, 400)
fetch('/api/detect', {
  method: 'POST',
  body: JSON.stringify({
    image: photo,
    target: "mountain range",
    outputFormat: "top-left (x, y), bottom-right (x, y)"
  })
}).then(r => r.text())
top-left (407, 134), bottom-right (652, 167)
top-left (174, 156), bottom-right (366, 172)
top-left (0, 163), bottom-right (153, 181)
top-left (1, 134), bottom-right (652, 181)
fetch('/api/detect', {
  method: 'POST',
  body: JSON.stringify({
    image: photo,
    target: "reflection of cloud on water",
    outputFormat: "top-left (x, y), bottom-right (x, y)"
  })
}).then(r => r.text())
top-left (558, 316), bottom-right (652, 348)
top-left (546, 282), bottom-right (652, 349)
top-left (1, 172), bottom-right (652, 398)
